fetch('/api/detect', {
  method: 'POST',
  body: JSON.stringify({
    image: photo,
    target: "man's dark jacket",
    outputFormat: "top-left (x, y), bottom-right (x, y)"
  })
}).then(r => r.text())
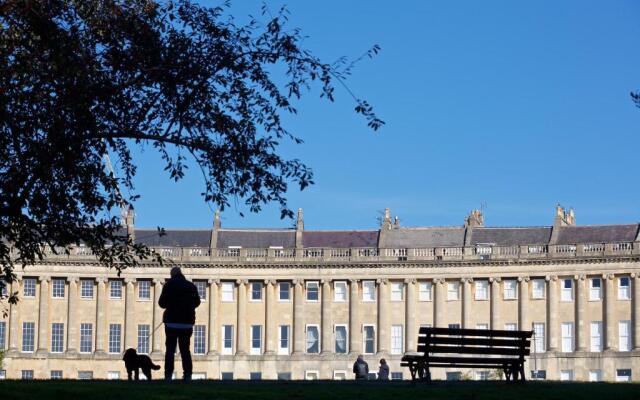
top-left (158, 275), bottom-right (201, 325)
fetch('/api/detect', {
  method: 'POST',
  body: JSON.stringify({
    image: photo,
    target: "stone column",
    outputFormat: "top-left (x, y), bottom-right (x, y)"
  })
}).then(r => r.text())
top-left (95, 278), bottom-right (107, 354)
top-left (265, 279), bottom-right (276, 354)
top-left (518, 276), bottom-right (530, 332)
top-left (236, 279), bottom-right (248, 355)
top-left (377, 278), bottom-right (389, 354)
top-left (124, 278), bottom-right (136, 349)
top-left (321, 279), bottom-right (332, 354)
top-left (405, 278), bottom-right (416, 352)
top-left (207, 279), bottom-right (219, 355)
top-left (490, 277), bottom-right (501, 330)
top-left (293, 279), bottom-right (305, 354)
top-left (461, 278), bottom-right (473, 329)
top-left (575, 275), bottom-right (587, 351)
top-left (434, 279), bottom-right (445, 327)
top-left (547, 275), bottom-right (559, 351)
top-left (349, 279), bottom-right (360, 355)
top-left (8, 279), bottom-right (20, 352)
top-left (36, 276), bottom-right (50, 354)
top-left (151, 278), bottom-right (164, 355)
top-left (604, 273), bottom-right (615, 350)
top-left (633, 274), bottom-right (640, 350)
top-left (66, 277), bottom-right (79, 354)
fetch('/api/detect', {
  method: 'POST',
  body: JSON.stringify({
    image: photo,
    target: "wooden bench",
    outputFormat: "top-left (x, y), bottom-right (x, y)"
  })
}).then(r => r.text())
top-left (401, 327), bottom-right (533, 383)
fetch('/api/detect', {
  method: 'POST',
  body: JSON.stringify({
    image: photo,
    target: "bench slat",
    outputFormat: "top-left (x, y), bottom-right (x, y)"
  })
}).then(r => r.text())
top-left (419, 327), bottom-right (533, 338)
top-left (417, 337), bottom-right (530, 347)
top-left (426, 356), bottom-right (521, 365)
top-left (422, 346), bottom-right (529, 356)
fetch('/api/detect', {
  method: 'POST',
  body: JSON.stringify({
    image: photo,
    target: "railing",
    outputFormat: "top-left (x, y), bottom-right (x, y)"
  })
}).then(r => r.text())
top-left (15, 241), bottom-right (639, 263)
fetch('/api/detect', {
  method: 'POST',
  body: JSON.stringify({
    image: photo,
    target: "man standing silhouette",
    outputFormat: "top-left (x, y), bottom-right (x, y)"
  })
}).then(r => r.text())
top-left (158, 266), bottom-right (201, 382)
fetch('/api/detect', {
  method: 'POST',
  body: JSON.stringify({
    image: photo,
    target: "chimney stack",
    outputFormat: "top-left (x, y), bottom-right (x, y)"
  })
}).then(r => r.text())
top-left (125, 206), bottom-right (135, 242)
top-left (295, 208), bottom-right (304, 249)
top-left (210, 210), bottom-right (221, 250)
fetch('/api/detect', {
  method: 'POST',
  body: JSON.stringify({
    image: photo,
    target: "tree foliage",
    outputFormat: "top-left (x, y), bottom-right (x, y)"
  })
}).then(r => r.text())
top-left (0, 0), bottom-right (382, 306)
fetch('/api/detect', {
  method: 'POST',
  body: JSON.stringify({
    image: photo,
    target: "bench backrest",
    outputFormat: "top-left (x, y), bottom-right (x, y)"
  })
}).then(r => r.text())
top-left (417, 327), bottom-right (533, 358)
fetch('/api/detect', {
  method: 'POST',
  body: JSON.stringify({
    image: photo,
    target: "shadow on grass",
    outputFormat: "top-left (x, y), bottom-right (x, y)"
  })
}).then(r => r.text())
top-left (0, 379), bottom-right (638, 400)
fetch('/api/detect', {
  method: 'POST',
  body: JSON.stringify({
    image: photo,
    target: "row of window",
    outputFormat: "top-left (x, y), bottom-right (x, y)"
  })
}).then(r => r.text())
top-left (17, 276), bottom-right (634, 303)
top-left (2, 370), bottom-right (406, 381)
top-left (3, 319), bottom-right (636, 355)
top-left (5, 368), bottom-right (633, 382)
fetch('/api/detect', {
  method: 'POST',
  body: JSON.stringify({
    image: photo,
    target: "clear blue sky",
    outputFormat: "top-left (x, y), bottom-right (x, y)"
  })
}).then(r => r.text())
top-left (131, 0), bottom-right (640, 230)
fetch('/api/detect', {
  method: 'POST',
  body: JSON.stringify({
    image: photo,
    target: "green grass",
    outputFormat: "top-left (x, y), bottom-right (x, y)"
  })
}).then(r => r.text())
top-left (0, 380), bottom-right (638, 400)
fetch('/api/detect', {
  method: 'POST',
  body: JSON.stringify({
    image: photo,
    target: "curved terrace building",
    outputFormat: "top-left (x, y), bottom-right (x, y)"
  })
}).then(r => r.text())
top-left (0, 205), bottom-right (639, 381)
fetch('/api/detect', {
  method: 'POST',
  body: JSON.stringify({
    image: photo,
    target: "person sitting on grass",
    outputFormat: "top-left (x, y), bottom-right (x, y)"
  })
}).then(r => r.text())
top-left (353, 354), bottom-right (369, 380)
top-left (377, 358), bottom-right (389, 381)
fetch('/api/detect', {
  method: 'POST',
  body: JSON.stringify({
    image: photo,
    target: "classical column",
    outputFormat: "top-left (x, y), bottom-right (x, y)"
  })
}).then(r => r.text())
top-left (236, 279), bottom-right (248, 355)
top-left (405, 278), bottom-right (416, 352)
top-left (207, 279), bottom-right (219, 355)
top-left (265, 279), bottom-right (276, 354)
top-left (461, 278), bottom-right (472, 329)
top-left (321, 279), bottom-right (332, 354)
top-left (604, 273), bottom-right (615, 350)
top-left (36, 276), bottom-right (50, 354)
top-left (349, 279), bottom-right (360, 355)
top-left (8, 280), bottom-right (20, 352)
top-left (124, 278), bottom-right (136, 349)
top-left (547, 275), bottom-right (559, 351)
top-left (66, 277), bottom-right (79, 354)
top-left (151, 278), bottom-right (164, 355)
top-left (518, 276), bottom-right (530, 332)
top-left (633, 274), bottom-right (640, 350)
top-left (95, 278), bottom-right (107, 354)
top-left (293, 279), bottom-right (305, 354)
top-left (434, 279), bottom-right (445, 327)
top-left (377, 278), bottom-right (389, 354)
top-left (489, 277), bottom-right (501, 330)
top-left (575, 275), bottom-right (587, 351)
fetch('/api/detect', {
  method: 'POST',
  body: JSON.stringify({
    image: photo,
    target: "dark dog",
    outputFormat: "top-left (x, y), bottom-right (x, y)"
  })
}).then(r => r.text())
top-left (123, 348), bottom-right (161, 381)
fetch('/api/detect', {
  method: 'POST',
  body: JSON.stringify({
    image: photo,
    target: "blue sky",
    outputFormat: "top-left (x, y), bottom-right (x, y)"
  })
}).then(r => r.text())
top-left (131, 0), bottom-right (640, 230)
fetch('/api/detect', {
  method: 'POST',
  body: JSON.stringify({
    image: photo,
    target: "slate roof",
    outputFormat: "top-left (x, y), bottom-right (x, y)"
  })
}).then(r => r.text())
top-left (130, 222), bottom-right (640, 248)
top-left (216, 229), bottom-right (296, 248)
top-left (469, 227), bottom-right (552, 246)
top-left (383, 228), bottom-right (465, 248)
top-left (303, 231), bottom-right (379, 248)
top-left (135, 229), bottom-right (211, 247)
top-left (555, 224), bottom-right (639, 245)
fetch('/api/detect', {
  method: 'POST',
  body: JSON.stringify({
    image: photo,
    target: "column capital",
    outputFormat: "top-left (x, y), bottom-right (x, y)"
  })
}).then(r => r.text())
top-left (320, 279), bottom-right (332, 285)
top-left (208, 278), bottom-right (220, 285)
top-left (460, 277), bottom-right (473, 283)
top-left (545, 275), bottom-right (558, 282)
top-left (124, 277), bottom-right (136, 284)
top-left (602, 273), bottom-right (614, 280)
top-left (517, 276), bottom-right (530, 282)
top-left (630, 272), bottom-right (637, 279)
top-left (66, 276), bottom-right (79, 283)
top-left (489, 277), bottom-right (501, 284)
top-left (432, 278), bottom-right (445, 285)
top-left (349, 278), bottom-right (358, 284)
top-left (376, 278), bottom-right (388, 285)
top-left (404, 278), bottom-right (417, 284)
top-left (292, 278), bottom-right (304, 286)
top-left (38, 275), bottom-right (51, 282)
top-left (236, 279), bottom-right (248, 285)
top-left (96, 277), bottom-right (108, 283)
top-left (264, 279), bottom-right (277, 285)
top-left (152, 278), bottom-right (164, 284)
top-left (574, 274), bottom-right (586, 281)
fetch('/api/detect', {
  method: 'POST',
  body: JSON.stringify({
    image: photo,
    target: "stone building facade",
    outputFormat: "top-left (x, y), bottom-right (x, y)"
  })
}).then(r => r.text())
top-left (1, 206), bottom-right (639, 381)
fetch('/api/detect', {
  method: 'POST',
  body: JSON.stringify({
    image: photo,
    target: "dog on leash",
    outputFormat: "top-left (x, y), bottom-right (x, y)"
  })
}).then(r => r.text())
top-left (123, 348), bottom-right (161, 381)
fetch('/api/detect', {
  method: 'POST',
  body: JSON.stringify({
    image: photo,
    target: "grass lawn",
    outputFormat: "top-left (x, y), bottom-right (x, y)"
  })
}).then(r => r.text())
top-left (0, 380), bottom-right (638, 400)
